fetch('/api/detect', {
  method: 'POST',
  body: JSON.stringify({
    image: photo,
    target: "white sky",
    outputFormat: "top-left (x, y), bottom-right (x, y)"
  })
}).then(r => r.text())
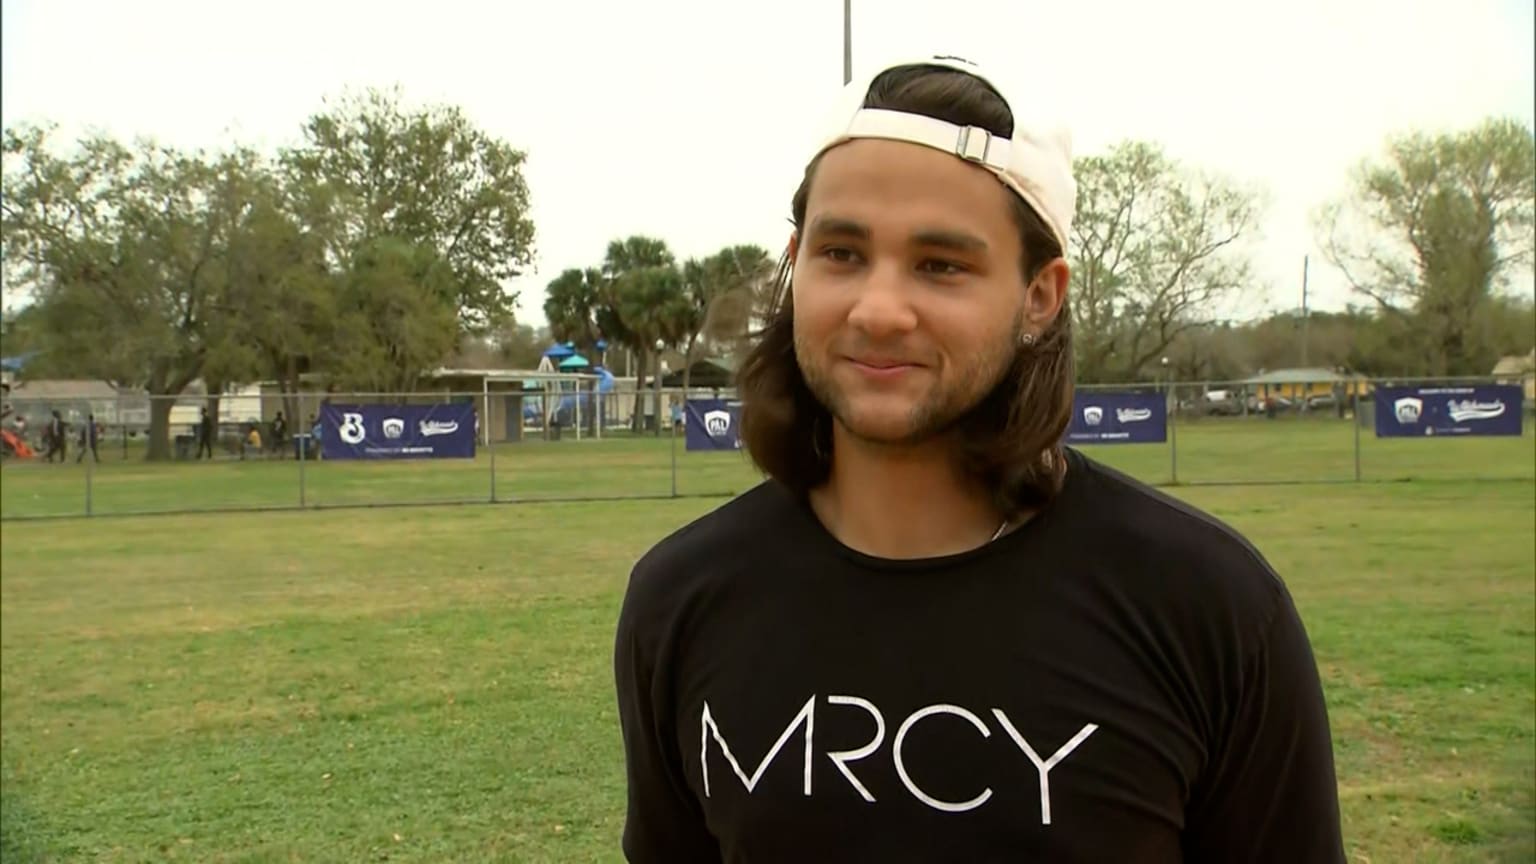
top-left (3, 0), bottom-right (1532, 326)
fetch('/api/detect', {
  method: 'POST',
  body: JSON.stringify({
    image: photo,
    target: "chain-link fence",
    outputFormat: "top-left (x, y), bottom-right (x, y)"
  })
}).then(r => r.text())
top-left (1, 377), bottom-right (1530, 520)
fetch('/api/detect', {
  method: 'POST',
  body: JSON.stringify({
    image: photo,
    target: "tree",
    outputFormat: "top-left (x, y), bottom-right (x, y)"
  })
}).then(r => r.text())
top-left (1160, 322), bottom-right (1249, 383)
top-left (218, 171), bottom-right (336, 422)
top-left (491, 321), bottom-right (547, 369)
top-left (543, 267), bottom-right (606, 355)
top-left (1, 125), bottom-right (259, 458)
top-left (544, 239), bottom-right (772, 431)
top-left (676, 244), bottom-right (773, 392)
top-left (597, 236), bottom-right (677, 430)
top-left (322, 237), bottom-right (459, 395)
top-left (1481, 293), bottom-right (1536, 361)
top-left (612, 265), bottom-right (691, 434)
top-left (281, 87), bottom-right (537, 337)
top-left (1318, 117), bottom-right (1535, 376)
top-left (1069, 141), bottom-right (1261, 382)
top-left (705, 245), bottom-right (774, 345)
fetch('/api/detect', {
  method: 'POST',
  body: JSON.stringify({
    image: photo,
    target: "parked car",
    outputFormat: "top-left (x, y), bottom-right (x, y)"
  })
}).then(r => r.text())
top-left (1200, 390), bottom-right (1245, 416)
top-left (1246, 394), bottom-right (1294, 413)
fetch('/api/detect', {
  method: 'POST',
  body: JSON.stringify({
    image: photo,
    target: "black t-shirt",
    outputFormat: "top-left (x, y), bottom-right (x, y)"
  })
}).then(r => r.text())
top-left (614, 449), bottom-right (1345, 863)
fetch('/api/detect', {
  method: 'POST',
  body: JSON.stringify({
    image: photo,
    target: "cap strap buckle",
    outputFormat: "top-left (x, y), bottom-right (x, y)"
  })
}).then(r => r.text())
top-left (956, 126), bottom-right (992, 163)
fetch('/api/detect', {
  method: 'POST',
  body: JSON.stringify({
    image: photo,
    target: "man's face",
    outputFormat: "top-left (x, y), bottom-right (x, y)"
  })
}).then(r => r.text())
top-left (791, 139), bottom-right (1029, 448)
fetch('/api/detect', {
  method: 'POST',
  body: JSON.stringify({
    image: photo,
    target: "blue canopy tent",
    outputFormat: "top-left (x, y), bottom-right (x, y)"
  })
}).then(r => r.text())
top-left (541, 342), bottom-right (577, 360)
top-left (557, 354), bottom-right (590, 370)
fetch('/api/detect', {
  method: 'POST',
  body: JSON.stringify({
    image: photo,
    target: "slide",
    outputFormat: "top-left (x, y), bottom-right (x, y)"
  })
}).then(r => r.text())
top-left (1, 428), bottom-right (35, 459)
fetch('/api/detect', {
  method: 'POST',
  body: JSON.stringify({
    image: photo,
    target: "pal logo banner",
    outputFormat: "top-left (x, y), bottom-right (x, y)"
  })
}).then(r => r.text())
top-left (685, 399), bottom-right (742, 451)
top-left (319, 402), bottom-right (478, 459)
top-left (1374, 385), bottom-right (1524, 437)
top-left (1067, 391), bottom-right (1168, 444)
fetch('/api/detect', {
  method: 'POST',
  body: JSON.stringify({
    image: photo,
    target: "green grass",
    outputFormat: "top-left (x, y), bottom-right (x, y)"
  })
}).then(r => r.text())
top-left (3, 417), bottom-right (1533, 520)
top-left (1, 425), bottom-right (1532, 861)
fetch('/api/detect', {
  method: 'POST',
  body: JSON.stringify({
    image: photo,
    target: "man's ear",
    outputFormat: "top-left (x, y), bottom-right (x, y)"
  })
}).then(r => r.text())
top-left (1023, 258), bottom-right (1070, 330)
top-left (786, 231), bottom-right (799, 264)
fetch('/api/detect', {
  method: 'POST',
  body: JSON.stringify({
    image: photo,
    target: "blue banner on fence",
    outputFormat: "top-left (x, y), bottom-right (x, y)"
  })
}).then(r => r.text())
top-left (319, 402), bottom-right (477, 459)
top-left (1067, 391), bottom-right (1168, 444)
top-left (1373, 385), bottom-right (1523, 437)
top-left (685, 399), bottom-right (742, 451)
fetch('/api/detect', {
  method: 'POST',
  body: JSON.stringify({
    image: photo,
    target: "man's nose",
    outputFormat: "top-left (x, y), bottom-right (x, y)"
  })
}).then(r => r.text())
top-left (844, 259), bottom-right (918, 338)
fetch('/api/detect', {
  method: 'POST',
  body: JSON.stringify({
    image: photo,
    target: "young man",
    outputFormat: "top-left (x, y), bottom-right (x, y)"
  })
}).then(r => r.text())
top-left (614, 56), bottom-right (1345, 863)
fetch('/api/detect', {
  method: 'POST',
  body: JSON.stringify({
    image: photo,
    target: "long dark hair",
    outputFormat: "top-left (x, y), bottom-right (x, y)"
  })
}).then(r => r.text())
top-left (735, 63), bottom-right (1075, 517)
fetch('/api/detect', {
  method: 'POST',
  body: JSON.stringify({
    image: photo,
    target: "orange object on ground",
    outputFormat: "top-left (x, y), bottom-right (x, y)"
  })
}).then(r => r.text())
top-left (1, 428), bottom-right (35, 458)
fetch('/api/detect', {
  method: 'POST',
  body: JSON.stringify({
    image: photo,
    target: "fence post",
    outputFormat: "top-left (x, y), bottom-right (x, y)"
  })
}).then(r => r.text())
top-left (1353, 389), bottom-right (1362, 482)
top-left (486, 390), bottom-right (497, 503)
top-left (84, 405), bottom-right (94, 517)
top-left (118, 390), bottom-right (127, 460)
top-left (297, 391), bottom-right (308, 509)
top-left (669, 388), bottom-right (678, 498)
top-left (1169, 381), bottom-right (1180, 485)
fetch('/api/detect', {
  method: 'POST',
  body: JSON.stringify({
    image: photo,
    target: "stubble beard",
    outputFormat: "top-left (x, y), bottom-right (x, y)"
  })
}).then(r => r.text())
top-left (794, 318), bottom-right (1024, 449)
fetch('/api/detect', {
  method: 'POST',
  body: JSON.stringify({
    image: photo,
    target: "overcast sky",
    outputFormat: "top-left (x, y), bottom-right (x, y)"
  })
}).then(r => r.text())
top-left (3, 0), bottom-right (1532, 326)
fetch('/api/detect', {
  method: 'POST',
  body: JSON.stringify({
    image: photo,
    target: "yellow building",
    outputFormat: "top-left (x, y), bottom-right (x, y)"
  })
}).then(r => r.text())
top-left (1242, 368), bottom-right (1373, 404)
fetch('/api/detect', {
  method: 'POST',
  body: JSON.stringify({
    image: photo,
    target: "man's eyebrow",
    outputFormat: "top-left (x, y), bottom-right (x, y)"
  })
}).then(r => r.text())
top-left (804, 217), bottom-right (989, 254)
top-left (911, 229), bottom-right (989, 253)
top-left (804, 216), bottom-right (869, 239)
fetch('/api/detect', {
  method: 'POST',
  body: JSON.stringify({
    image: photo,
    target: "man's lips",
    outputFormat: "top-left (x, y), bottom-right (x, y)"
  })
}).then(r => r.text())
top-left (846, 356), bottom-right (923, 377)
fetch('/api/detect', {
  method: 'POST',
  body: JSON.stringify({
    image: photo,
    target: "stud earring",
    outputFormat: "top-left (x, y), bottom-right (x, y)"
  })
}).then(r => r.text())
top-left (1020, 331), bottom-right (1037, 348)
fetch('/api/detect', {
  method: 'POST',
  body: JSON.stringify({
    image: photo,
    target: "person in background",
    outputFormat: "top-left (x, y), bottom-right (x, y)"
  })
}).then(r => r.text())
top-left (308, 414), bottom-right (322, 460)
top-left (196, 407), bottom-right (214, 459)
top-left (270, 410), bottom-right (288, 459)
top-left (75, 413), bottom-right (100, 463)
top-left (241, 423), bottom-right (262, 460)
top-left (45, 410), bottom-right (66, 463)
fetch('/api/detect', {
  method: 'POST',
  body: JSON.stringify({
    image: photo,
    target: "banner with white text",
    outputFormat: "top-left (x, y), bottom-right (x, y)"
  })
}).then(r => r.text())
top-left (685, 399), bottom-right (743, 451)
top-left (319, 403), bottom-right (477, 459)
top-left (1373, 385), bottom-right (1523, 437)
top-left (1067, 391), bottom-right (1168, 444)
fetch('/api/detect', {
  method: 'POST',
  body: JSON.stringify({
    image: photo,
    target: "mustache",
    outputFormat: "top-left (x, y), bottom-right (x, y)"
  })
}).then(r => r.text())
top-left (829, 321), bottom-right (1028, 367)
top-left (831, 337), bottom-right (932, 365)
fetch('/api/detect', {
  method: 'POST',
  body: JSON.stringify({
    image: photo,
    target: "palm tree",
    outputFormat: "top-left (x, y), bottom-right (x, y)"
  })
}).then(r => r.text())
top-left (612, 264), bottom-right (692, 433)
top-left (670, 245), bottom-right (773, 395)
top-left (542, 267), bottom-right (604, 353)
top-left (599, 236), bottom-right (677, 430)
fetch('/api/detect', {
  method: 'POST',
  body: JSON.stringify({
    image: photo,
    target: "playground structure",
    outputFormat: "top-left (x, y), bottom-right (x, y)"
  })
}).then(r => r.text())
top-left (524, 365), bottom-right (618, 430)
top-left (0, 390), bottom-right (36, 459)
top-left (1, 428), bottom-right (35, 459)
top-left (521, 341), bottom-right (675, 437)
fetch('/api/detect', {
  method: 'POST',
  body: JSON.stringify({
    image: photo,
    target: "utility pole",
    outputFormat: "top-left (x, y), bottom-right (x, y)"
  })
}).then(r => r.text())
top-left (1300, 254), bottom-right (1310, 367)
top-left (843, 0), bottom-right (853, 84)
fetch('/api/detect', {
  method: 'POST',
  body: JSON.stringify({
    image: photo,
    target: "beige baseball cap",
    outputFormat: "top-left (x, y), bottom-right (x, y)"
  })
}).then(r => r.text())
top-left (811, 54), bottom-right (1076, 254)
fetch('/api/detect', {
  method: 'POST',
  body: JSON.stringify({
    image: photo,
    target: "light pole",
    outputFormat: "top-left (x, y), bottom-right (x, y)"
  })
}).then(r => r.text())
top-left (654, 338), bottom-right (665, 438)
top-left (843, 0), bottom-right (853, 84)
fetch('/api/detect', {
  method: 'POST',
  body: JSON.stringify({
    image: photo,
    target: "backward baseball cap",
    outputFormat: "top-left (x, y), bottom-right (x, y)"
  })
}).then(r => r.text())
top-left (811, 54), bottom-right (1076, 255)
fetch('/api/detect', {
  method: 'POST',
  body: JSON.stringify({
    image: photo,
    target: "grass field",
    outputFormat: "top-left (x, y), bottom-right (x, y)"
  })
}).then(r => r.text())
top-left (1, 423), bottom-right (1533, 862)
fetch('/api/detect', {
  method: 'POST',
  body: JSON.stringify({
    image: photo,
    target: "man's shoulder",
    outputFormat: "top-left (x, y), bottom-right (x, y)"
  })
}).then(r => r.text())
top-left (1066, 451), bottom-right (1289, 623)
top-left (623, 481), bottom-right (799, 607)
